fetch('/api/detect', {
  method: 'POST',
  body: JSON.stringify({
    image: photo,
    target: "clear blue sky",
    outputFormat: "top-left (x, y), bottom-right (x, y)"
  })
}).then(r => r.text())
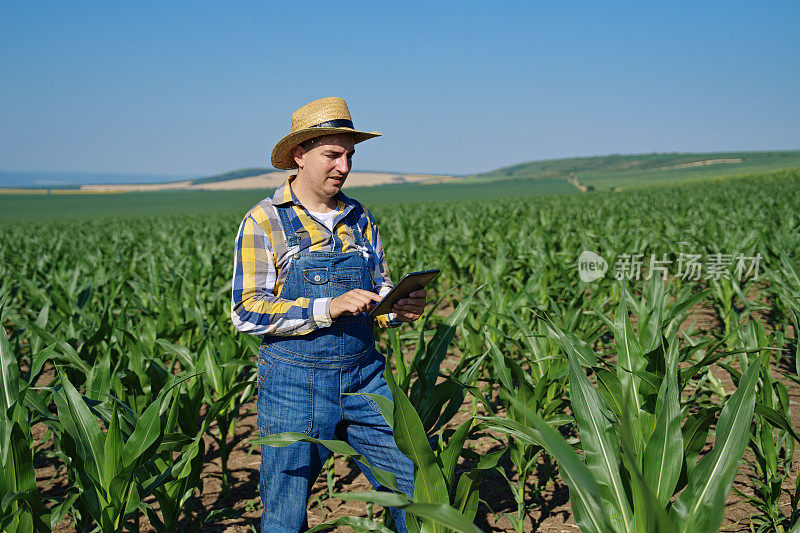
top-left (1, 1), bottom-right (798, 180)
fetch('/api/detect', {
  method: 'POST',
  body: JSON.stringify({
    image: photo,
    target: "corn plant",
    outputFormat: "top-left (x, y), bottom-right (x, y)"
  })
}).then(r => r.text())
top-left (0, 325), bottom-right (61, 532)
top-left (52, 370), bottom-right (192, 531)
top-left (477, 332), bottom-right (569, 533)
top-left (726, 318), bottom-right (800, 532)
top-left (530, 312), bottom-right (762, 533)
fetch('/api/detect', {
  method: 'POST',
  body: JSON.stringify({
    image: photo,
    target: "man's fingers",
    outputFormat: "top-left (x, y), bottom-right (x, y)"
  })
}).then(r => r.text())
top-left (343, 295), bottom-right (372, 311)
top-left (330, 289), bottom-right (382, 319)
top-left (394, 302), bottom-right (423, 314)
top-left (397, 297), bottom-right (426, 307)
top-left (407, 289), bottom-right (427, 298)
top-left (350, 289), bottom-right (382, 302)
top-left (349, 291), bottom-right (380, 307)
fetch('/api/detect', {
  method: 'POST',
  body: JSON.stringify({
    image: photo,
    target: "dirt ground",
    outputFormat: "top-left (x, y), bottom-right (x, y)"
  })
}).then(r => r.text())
top-left (34, 301), bottom-right (800, 532)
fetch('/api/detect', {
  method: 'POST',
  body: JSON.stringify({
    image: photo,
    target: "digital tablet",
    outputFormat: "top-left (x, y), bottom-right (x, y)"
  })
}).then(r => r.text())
top-left (369, 269), bottom-right (440, 318)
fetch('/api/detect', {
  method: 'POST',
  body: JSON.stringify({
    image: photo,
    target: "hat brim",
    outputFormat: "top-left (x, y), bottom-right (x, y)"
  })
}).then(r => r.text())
top-left (270, 127), bottom-right (381, 170)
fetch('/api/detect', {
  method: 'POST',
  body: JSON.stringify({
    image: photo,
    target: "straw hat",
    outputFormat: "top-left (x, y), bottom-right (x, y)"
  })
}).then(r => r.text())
top-left (270, 97), bottom-right (381, 169)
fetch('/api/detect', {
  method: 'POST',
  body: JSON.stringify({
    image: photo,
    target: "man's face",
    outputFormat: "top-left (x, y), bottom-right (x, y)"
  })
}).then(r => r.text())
top-left (294, 133), bottom-right (355, 199)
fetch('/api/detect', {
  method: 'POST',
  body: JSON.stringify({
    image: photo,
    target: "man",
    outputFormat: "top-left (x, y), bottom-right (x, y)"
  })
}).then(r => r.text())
top-left (230, 97), bottom-right (425, 532)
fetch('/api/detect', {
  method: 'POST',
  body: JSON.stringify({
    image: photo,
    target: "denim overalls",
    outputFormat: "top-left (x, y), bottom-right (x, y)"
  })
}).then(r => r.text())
top-left (256, 203), bottom-right (415, 533)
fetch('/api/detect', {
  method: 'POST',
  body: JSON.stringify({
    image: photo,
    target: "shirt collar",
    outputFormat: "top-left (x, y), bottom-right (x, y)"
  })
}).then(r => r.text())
top-left (271, 174), bottom-right (354, 215)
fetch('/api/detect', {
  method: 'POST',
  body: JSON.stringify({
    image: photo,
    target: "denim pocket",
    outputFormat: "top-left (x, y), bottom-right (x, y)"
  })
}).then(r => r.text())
top-left (258, 359), bottom-right (314, 436)
top-left (333, 267), bottom-right (361, 283)
top-left (303, 268), bottom-right (329, 285)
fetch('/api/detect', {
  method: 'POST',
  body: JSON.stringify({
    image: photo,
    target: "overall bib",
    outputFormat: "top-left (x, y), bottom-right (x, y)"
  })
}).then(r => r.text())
top-left (257, 205), bottom-right (415, 533)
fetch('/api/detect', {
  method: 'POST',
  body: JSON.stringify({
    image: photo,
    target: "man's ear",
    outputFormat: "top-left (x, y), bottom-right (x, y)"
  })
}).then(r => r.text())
top-left (292, 145), bottom-right (306, 169)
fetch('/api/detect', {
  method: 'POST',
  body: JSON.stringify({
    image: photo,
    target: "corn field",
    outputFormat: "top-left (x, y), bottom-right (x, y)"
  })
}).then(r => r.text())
top-left (1, 168), bottom-right (799, 532)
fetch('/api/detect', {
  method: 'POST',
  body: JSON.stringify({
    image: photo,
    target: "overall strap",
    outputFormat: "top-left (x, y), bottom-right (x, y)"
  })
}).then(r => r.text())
top-left (345, 206), bottom-right (367, 249)
top-left (276, 204), bottom-right (302, 248)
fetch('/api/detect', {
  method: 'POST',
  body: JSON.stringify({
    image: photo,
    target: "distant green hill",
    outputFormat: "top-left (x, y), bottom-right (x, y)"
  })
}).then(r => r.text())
top-left (468, 150), bottom-right (800, 191)
top-left (190, 167), bottom-right (269, 185)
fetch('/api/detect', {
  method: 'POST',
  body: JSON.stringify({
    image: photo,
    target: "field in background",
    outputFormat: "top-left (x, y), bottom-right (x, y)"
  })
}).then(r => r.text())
top-left (0, 177), bottom-right (574, 220)
top-left (468, 150), bottom-right (800, 190)
top-left (4, 150), bottom-right (800, 204)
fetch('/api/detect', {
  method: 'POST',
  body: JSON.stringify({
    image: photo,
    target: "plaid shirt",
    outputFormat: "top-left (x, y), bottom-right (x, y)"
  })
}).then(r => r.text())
top-left (231, 176), bottom-right (399, 336)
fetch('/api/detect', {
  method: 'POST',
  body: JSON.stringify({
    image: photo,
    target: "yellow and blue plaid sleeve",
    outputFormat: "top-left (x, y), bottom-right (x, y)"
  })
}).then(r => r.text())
top-left (360, 206), bottom-right (403, 329)
top-left (230, 213), bottom-right (332, 336)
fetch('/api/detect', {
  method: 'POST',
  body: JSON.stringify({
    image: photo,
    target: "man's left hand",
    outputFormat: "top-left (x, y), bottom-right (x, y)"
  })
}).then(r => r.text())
top-left (392, 289), bottom-right (427, 322)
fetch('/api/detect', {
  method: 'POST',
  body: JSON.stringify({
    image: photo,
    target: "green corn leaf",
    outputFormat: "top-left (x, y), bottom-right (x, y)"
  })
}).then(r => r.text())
top-left (791, 308), bottom-right (800, 378)
top-left (102, 403), bottom-right (123, 490)
top-left (383, 363), bottom-right (449, 506)
top-left (252, 432), bottom-right (399, 492)
top-left (352, 392), bottom-right (394, 429)
top-left (49, 490), bottom-right (80, 531)
top-left (440, 418), bottom-right (472, 489)
top-left (454, 470), bottom-right (481, 522)
top-left (85, 352), bottom-right (111, 402)
top-left (388, 328), bottom-right (407, 387)
top-left (474, 449), bottom-right (505, 471)
top-left (154, 339), bottom-right (194, 371)
top-left (198, 380), bottom-right (255, 436)
top-left (108, 461), bottom-right (139, 522)
top-left (336, 492), bottom-right (484, 533)
top-left (662, 289), bottom-right (711, 331)
top-left (680, 407), bottom-right (717, 482)
top-left (27, 342), bottom-right (56, 385)
top-left (540, 318), bottom-right (598, 367)
top-left (679, 320), bottom-right (747, 385)
top-left (0, 423), bottom-right (36, 497)
top-left (486, 336), bottom-right (514, 392)
top-left (507, 357), bottom-right (538, 427)
top-left (754, 403), bottom-right (800, 444)
top-left (53, 369), bottom-right (106, 483)
top-left (0, 326), bottom-right (19, 417)
top-left (0, 487), bottom-right (51, 533)
top-left (505, 394), bottom-right (612, 533)
top-left (201, 344), bottom-right (225, 398)
top-left (29, 303), bottom-right (49, 355)
top-left (618, 401), bottom-right (677, 533)
top-left (790, 518), bottom-right (800, 533)
top-left (642, 335), bottom-right (682, 506)
top-left (417, 380), bottom-right (463, 432)
top-left (421, 289), bottom-right (478, 390)
top-left (477, 416), bottom-right (544, 448)
top-left (613, 296), bottom-right (644, 415)
top-left (564, 338), bottom-right (633, 532)
top-left (122, 396), bottom-right (163, 469)
top-left (672, 357), bottom-right (761, 533)
top-left (306, 516), bottom-right (395, 533)
top-left (595, 367), bottom-right (624, 422)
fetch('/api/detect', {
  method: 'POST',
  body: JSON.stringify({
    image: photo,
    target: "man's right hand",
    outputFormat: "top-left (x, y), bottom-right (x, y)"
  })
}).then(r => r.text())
top-left (329, 289), bottom-right (381, 319)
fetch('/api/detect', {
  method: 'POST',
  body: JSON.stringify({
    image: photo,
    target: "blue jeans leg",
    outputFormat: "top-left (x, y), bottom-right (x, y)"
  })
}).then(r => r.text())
top-left (341, 352), bottom-right (416, 533)
top-left (258, 439), bottom-right (330, 532)
top-left (257, 353), bottom-right (335, 533)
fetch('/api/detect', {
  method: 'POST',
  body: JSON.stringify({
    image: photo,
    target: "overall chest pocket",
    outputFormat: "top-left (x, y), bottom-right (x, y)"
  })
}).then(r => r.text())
top-left (303, 268), bottom-right (329, 285)
top-left (332, 267), bottom-right (365, 290)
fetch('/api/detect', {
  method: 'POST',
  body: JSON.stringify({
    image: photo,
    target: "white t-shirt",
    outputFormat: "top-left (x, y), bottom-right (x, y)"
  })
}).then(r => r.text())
top-left (306, 208), bottom-right (338, 232)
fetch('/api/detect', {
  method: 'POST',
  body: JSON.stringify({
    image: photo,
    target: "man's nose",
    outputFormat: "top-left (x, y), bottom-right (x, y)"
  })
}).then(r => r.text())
top-left (335, 154), bottom-right (351, 173)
